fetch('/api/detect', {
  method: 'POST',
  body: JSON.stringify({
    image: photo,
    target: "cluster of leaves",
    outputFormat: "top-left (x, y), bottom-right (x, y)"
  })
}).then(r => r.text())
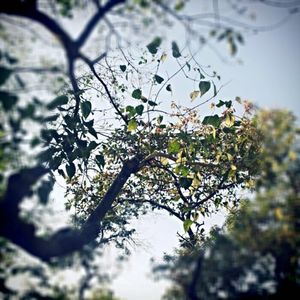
top-left (153, 109), bottom-right (300, 300)
top-left (64, 93), bottom-right (260, 243)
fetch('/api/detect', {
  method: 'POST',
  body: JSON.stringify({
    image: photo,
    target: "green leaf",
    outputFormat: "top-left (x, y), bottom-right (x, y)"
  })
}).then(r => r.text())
top-left (154, 74), bottom-right (164, 84)
top-left (132, 89), bottom-right (142, 99)
top-left (225, 100), bottom-right (232, 108)
top-left (88, 126), bottom-right (98, 138)
top-left (213, 82), bottom-right (217, 96)
top-left (37, 178), bottom-right (54, 205)
top-left (167, 139), bottom-right (181, 154)
top-left (80, 101), bottom-right (92, 119)
top-left (43, 114), bottom-right (59, 122)
top-left (166, 84), bottom-right (172, 92)
top-left (126, 105), bottom-right (135, 117)
top-left (47, 95), bottom-right (68, 110)
top-left (87, 141), bottom-right (98, 151)
top-left (30, 137), bottom-right (42, 148)
top-left (183, 219), bottom-right (193, 232)
top-left (228, 38), bottom-right (237, 56)
top-left (135, 104), bottom-right (144, 116)
top-left (202, 114), bottom-right (221, 127)
top-left (120, 65), bottom-right (127, 72)
top-left (0, 67), bottom-right (12, 86)
top-left (172, 41), bottom-right (181, 58)
top-left (199, 81), bottom-right (211, 96)
top-left (186, 62), bottom-right (191, 71)
top-left (96, 154), bottom-right (105, 169)
top-left (0, 91), bottom-right (18, 111)
top-left (179, 177), bottom-right (193, 189)
top-left (148, 100), bottom-right (157, 106)
top-left (146, 37), bottom-right (162, 54)
top-left (19, 103), bottom-right (35, 119)
top-left (236, 33), bottom-right (244, 44)
top-left (128, 119), bottom-right (138, 132)
top-left (157, 115), bottom-right (163, 124)
top-left (66, 162), bottom-right (76, 178)
top-left (175, 1), bottom-right (185, 11)
top-left (216, 100), bottom-right (225, 108)
top-left (57, 169), bottom-right (65, 178)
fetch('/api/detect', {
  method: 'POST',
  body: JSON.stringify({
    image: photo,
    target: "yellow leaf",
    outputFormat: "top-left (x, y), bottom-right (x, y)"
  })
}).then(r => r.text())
top-left (190, 90), bottom-right (200, 101)
top-left (225, 114), bottom-right (235, 127)
top-left (245, 179), bottom-right (255, 188)
top-left (160, 157), bottom-right (169, 165)
top-left (288, 151), bottom-right (297, 161)
top-left (275, 207), bottom-right (284, 220)
top-left (192, 176), bottom-right (201, 188)
top-left (160, 52), bottom-right (167, 62)
top-left (211, 127), bottom-right (216, 139)
top-left (127, 119), bottom-right (137, 132)
top-left (227, 153), bottom-right (233, 161)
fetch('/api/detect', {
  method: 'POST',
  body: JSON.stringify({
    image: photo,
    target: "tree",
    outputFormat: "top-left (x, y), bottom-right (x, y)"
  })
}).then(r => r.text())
top-left (154, 109), bottom-right (300, 300)
top-left (0, 0), bottom-right (299, 297)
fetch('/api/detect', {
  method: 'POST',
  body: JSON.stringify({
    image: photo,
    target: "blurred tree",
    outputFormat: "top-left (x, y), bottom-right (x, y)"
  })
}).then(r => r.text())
top-left (154, 109), bottom-right (300, 300)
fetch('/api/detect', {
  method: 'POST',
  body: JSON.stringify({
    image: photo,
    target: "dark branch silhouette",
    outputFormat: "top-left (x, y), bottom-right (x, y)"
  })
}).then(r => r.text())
top-left (0, 158), bottom-right (141, 261)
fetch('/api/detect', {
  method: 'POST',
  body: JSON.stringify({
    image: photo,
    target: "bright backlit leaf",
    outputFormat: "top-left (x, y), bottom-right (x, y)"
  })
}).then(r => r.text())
top-left (190, 90), bottom-right (200, 101)
top-left (183, 219), bottom-right (193, 232)
top-left (160, 52), bottom-right (167, 62)
top-left (225, 114), bottom-right (235, 127)
top-left (167, 139), bottom-right (181, 154)
top-left (128, 119), bottom-right (138, 132)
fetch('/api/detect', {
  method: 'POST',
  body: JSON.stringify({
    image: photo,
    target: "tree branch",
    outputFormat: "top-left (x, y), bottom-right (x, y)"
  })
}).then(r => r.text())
top-left (76, 0), bottom-right (126, 48)
top-left (80, 54), bottom-right (128, 124)
top-left (0, 158), bottom-right (141, 261)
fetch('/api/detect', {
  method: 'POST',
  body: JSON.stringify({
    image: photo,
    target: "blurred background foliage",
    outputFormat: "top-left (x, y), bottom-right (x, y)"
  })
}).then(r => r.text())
top-left (153, 109), bottom-right (300, 299)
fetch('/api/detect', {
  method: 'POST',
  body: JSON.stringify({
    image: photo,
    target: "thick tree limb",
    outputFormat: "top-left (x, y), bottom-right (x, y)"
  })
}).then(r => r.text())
top-left (0, 158), bottom-right (141, 261)
top-left (187, 251), bottom-right (204, 300)
top-left (0, 1), bottom-right (74, 53)
top-left (0, 0), bottom-right (126, 119)
top-left (76, 0), bottom-right (126, 48)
